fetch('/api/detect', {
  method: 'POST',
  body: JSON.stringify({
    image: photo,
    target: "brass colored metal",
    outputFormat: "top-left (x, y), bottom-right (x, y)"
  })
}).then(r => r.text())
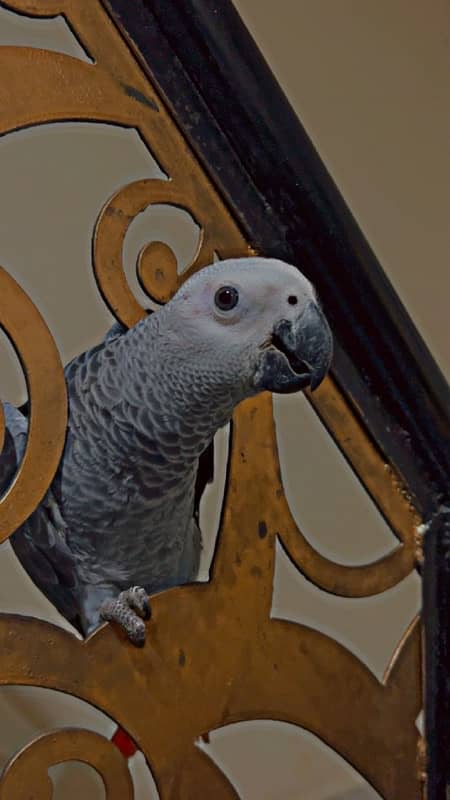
top-left (416, 736), bottom-right (428, 798)
top-left (0, 266), bottom-right (67, 543)
top-left (0, 1), bottom-right (422, 797)
top-left (0, 728), bottom-right (133, 799)
top-left (0, 398), bottom-right (422, 799)
top-left (93, 179), bottom-right (230, 327)
top-left (278, 376), bottom-right (420, 597)
top-left (137, 241), bottom-right (179, 306)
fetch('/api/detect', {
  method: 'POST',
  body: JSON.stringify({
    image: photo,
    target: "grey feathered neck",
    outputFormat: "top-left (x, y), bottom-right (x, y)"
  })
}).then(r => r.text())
top-left (67, 308), bottom-right (246, 477)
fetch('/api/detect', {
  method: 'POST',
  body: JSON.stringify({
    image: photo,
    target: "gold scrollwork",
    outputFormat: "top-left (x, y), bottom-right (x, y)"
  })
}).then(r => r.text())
top-left (0, 728), bottom-right (133, 799)
top-left (0, 265), bottom-right (67, 543)
top-left (0, 1), bottom-right (65, 15)
top-left (0, 1), bottom-right (423, 797)
top-left (276, 376), bottom-right (418, 597)
top-left (0, 394), bottom-right (422, 799)
top-left (93, 179), bottom-right (216, 326)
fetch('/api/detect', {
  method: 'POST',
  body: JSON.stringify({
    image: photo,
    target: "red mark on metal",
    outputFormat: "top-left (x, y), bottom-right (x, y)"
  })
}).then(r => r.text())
top-left (112, 726), bottom-right (138, 758)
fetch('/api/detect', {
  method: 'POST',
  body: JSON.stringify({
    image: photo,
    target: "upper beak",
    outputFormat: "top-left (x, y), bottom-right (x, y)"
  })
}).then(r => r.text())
top-left (253, 301), bottom-right (333, 395)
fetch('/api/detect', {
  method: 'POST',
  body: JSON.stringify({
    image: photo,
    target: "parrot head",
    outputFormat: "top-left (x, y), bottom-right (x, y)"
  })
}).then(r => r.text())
top-left (164, 257), bottom-right (333, 397)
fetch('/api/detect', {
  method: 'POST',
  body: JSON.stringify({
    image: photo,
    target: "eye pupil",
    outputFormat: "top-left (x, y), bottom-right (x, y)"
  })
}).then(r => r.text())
top-left (215, 286), bottom-right (239, 311)
top-left (288, 295), bottom-right (298, 305)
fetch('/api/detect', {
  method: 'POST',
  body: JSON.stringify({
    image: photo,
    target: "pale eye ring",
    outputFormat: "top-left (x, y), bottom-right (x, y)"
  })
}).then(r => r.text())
top-left (214, 286), bottom-right (239, 311)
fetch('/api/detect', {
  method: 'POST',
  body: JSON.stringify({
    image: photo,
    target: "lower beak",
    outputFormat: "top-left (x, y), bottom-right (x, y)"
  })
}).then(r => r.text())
top-left (253, 302), bottom-right (333, 395)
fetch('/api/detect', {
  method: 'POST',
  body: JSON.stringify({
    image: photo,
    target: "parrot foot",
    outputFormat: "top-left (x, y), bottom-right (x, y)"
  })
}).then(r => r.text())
top-left (99, 586), bottom-right (151, 647)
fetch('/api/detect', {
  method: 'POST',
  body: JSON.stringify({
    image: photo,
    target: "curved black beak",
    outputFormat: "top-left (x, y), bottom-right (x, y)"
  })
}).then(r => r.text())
top-left (254, 301), bottom-right (333, 395)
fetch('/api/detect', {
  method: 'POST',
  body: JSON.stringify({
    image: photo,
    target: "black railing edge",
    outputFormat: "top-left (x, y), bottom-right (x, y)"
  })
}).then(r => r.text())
top-left (103, 2), bottom-right (450, 796)
top-left (103, 0), bottom-right (450, 520)
top-left (423, 502), bottom-right (450, 799)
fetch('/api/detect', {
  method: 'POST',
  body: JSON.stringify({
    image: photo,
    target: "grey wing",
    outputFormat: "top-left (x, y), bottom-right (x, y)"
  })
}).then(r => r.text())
top-left (6, 321), bottom-right (129, 628)
top-left (177, 516), bottom-right (202, 585)
top-left (64, 319), bottom-right (127, 384)
top-left (3, 403), bottom-right (81, 628)
top-left (16, 320), bottom-right (127, 418)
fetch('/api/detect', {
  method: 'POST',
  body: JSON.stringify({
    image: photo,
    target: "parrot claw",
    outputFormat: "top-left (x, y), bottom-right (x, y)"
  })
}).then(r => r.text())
top-left (99, 586), bottom-right (151, 646)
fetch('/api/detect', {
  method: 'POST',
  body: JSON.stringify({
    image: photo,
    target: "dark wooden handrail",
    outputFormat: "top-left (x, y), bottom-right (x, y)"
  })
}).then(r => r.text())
top-left (104, 2), bottom-right (450, 795)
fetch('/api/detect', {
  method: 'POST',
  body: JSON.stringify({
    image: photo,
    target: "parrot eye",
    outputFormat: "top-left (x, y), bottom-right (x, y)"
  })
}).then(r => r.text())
top-left (288, 295), bottom-right (298, 305)
top-left (214, 286), bottom-right (239, 311)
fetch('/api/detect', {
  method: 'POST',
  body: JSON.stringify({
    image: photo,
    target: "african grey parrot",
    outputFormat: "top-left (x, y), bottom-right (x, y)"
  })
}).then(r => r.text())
top-left (1, 258), bottom-right (332, 646)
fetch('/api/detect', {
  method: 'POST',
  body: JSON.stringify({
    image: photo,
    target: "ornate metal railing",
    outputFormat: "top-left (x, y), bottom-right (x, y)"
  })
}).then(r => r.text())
top-left (0, 1), bottom-right (448, 797)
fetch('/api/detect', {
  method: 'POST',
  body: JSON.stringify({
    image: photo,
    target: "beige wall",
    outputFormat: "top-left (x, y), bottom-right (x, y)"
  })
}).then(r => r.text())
top-left (0, 2), bottom-right (448, 798)
top-left (235, 0), bottom-right (450, 383)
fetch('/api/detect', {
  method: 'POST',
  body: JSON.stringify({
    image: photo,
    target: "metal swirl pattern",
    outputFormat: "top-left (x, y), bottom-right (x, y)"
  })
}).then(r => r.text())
top-left (0, 1), bottom-right (422, 798)
top-left (93, 179), bottom-right (216, 326)
top-left (0, 729), bottom-right (133, 799)
top-left (0, 265), bottom-right (67, 543)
